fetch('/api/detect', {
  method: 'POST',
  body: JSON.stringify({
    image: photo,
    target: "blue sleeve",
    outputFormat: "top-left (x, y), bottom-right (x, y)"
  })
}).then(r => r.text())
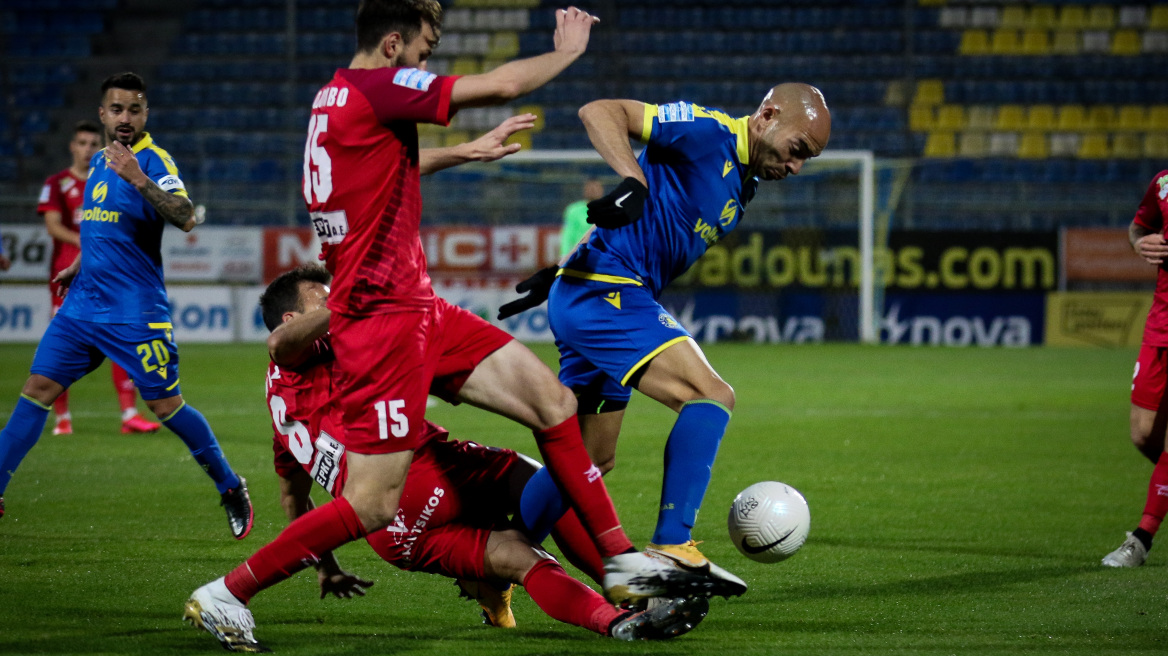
top-left (642, 101), bottom-right (726, 160)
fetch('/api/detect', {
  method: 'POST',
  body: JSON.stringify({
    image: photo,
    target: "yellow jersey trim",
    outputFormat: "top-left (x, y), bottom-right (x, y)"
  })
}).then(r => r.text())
top-left (147, 322), bottom-right (173, 329)
top-left (640, 103), bottom-right (656, 143)
top-left (557, 268), bottom-right (644, 287)
top-left (164, 378), bottom-right (181, 392)
top-left (145, 136), bottom-right (190, 199)
top-left (692, 106), bottom-right (751, 166)
top-left (621, 336), bottom-right (690, 386)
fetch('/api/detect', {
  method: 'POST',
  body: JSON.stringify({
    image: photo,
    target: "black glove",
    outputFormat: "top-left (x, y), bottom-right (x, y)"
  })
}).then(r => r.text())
top-left (497, 266), bottom-right (558, 320)
top-left (586, 177), bottom-right (648, 229)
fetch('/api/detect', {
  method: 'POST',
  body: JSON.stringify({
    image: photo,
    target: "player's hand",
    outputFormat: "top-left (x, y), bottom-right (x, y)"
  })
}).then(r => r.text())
top-left (586, 177), bottom-right (647, 229)
top-left (497, 265), bottom-right (558, 319)
top-left (465, 114), bottom-right (537, 163)
top-left (52, 255), bottom-right (81, 294)
top-left (1136, 233), bottom-right (1168, 265)
top-left (105, 140), bottom-right (147, 185)
top-left (318, 569), bottom-right (374, 600)
top-left (553, 7), bottom-right (599, 57)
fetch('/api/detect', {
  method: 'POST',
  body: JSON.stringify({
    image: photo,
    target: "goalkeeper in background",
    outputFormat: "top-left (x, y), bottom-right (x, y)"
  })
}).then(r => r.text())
top-left (499, 84), bottom-right (831, 585)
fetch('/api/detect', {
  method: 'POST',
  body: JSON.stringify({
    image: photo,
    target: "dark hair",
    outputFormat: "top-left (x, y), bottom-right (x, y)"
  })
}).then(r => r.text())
top-left (259, 264), bottom-right (332, 331)
top-left (355, 0), bottom-right (442, 54)
top-left (100, 72), bottom-right (146, 100)
top-left (74, 120), bottom-right (100, 135)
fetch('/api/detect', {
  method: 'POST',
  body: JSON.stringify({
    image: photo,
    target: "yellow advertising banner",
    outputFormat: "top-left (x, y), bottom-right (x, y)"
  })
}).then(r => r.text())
top-left (1045, 292), bottom-right (1151, 347)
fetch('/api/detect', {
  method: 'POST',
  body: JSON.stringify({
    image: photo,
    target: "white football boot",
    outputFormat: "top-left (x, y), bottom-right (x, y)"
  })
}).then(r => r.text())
top-left (1101, 532), bottom-right (1148, 568)
top-left (611, 596), bottom-right (710, 641)
top-left (183, 577), bottom-right (270, 653)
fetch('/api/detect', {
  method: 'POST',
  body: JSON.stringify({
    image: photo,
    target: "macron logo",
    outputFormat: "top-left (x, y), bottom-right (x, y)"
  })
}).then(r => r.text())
top-left (393, 68), bottom-right (437, 92)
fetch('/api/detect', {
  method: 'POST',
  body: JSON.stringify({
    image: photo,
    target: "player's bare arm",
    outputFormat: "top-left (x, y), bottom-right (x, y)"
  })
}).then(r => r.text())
top-left (449, 7), bottom-right (598, 109)
top-left (105, 140), bottom-right (196, 232)
top-left (1130, 220), bottom-right (1168, 265)
top-left (418, 113), bottom-right (537, 176)
top-left (578, 100), bottom-right (647, 185)
top-left (268, 307), bottom-right (330, 368)
top-left (42, 210), bottom-right (81, 247)
top-left (277, 470), bottom-right (373, 599)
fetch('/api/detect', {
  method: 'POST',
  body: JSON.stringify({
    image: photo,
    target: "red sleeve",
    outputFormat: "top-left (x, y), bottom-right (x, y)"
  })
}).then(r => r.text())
top-left (340, 67), bottom-right (460, 127)
top-left (1133, 171), bottom-right (1168, 232)
top-left (36, 173), bottom-right (65, 216)
top-left (272, 436), bottom-right (301, 479)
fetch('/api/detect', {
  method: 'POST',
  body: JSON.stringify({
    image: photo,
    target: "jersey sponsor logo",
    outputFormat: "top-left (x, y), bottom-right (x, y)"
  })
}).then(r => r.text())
top-left (82, 208), bottom-right (120, 223)
top-left (310, 210), bottom-right (348, 245)
top-left (156, 174), bottom-right (185, 193)
top-left (311, 430), bottom-right (345, 493)
top-left (1158, 174), bottom-right (1168, 200)
top-left (603, 291), bottom-right (621, 309)
top-left (719, 199), bottom-right (738, 227)
top-left (38, 184), bottom-right (51, 204)
top-left (657, 101), bottom-right (694, 123)
top-left (393, 68), bottom-right (437, 92)
top-left (723, 159), bottom-right (734, 178)
top-left (92, 180), bottom-right (108, 203)
top-left (399, 486), bottom-right (447, 562)
top-left (693, 217), bottom-right (721, 246)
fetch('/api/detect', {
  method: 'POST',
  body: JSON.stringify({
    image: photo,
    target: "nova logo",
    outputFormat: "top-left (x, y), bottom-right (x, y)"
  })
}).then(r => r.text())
top-left (92, 181), bottom-right (108, 203)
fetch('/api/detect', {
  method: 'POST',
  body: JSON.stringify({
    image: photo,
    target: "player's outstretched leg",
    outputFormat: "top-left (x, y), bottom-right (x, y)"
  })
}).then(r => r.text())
top-left (184, 577), bottom-right (269, 653)
top-left (610, 596), bottom-right (710, 641)
top-left (0, 394), bottom-right (54, 516)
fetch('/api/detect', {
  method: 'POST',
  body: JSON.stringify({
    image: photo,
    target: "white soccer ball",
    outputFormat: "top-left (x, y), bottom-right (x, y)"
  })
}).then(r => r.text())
top-left (727, 481), bottom-right (810, 563)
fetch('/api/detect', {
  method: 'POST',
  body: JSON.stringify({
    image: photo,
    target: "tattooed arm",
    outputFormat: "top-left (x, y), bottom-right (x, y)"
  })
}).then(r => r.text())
top-left (106, 140), bottom-right (197, 232)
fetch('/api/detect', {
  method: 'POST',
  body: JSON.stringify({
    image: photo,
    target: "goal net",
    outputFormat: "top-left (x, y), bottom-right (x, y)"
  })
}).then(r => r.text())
top-left (421, 149), bottom-right (880, 344)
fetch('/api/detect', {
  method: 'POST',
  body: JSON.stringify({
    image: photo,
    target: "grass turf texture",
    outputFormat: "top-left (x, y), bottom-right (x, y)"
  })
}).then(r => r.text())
top-left (0, 342), bottom-right (1164, 655)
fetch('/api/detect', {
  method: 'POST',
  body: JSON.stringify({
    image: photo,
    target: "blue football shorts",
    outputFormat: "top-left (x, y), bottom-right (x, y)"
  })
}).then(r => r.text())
top-left (31, 313), bottom-right (182, 400)
top-left (548, 274), bottom-right (690, 404)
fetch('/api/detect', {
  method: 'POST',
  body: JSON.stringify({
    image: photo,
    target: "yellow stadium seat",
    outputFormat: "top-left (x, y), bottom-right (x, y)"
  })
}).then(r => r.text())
top-left (1051, 30), bottom-right (1081, 54)
top-left (1058, 6), bottom-right (1087, 30)
top-left (1000, 6), bottom-right (1026, 29)
top-left (935, 104), bottom-right (967, 130)
top-left (958, 132), bottom-right (989, 157)
top-left (443, 130), bottom-right (471, 147)
top-left (1026, 6), bottom-right (1057, 29)
top-left (959, 29), bottom-right (990, 55)
top-left (913, 79), bottom-right (945, 106)
top-left (1116, 106), bottom-right (1148, 131)
top-left (1112, 133), bottom-right (1142, 159)
top-left (1027, 105), bottom-right (1056, 130)
top-left (1018, 132), bottom-right (1049, 159)
top-left (1086, 106), bottom-right (1116, 130)
top-left (967, 105), bottom-right (996, 130)
top-left (924, 132), bottom-right (957, 158)
top-left (451, 57), bottom-right (481, 76)
top-left (991, 29), bottom-right (1022, 54)
top-left (488, 32), bottom-right (519, 58)
top-left (1021, 29), bottom-right (1051, 54)
top-left (1152, 6), bottom-right (1168, 29)
top-left (1056, 105), bottom-right (1087, 131)
top-left (909, 105), bottom-right (936, 131)
top-left (1145, 133), bottom-right (1168, 158)
top-left (1077, 133), bottom-right (1109, 158)
top-left (995, 105), bottom-right (1027, 130)
top-left (1112, 30), bottom-right (1141, 55)
top-left (1148, 105), bottom-right (1168, 130)
top-left (1087, 5), bottom-right (1116, 30)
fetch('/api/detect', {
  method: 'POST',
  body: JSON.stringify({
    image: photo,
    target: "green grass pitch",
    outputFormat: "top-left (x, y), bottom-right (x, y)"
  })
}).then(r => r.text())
top-left (0, 342), bottom-right (1164, 655)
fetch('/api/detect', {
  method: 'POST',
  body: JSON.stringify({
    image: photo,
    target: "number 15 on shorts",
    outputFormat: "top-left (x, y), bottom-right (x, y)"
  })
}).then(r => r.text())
top-left (374, 399), bottom-right (409, 440)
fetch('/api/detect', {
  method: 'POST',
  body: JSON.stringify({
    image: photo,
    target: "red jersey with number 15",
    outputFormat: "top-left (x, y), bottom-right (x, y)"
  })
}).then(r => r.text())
top-left (37, 169), bottom-right (86, 277)
top-left (1134, 170), bottom-right (1168, 346)
top-left (303, 67), bottom-right (459, 316)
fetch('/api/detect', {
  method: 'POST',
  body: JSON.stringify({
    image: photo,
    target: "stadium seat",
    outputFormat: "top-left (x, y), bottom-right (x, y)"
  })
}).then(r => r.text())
top-left (1148, 105), bottom-right (1168, 130)
top-left (1020, 29), bottom-right (1050, 55)
top-left (1050, 30), bottom-right (1081, 54)
top-left (1026, 6), bottom-right (1057, 30)
top-left (1058, 6), bottom-right (1087, 30)
top-left (1082, 31), bottom-right (1111, 54)
top-left (1144, 133), bottom-right (1168, 158)
top-left (923, 131), bottom-right (956, 158)
top-left (999, 6), bottom-right (1026, 30)
top-left (1143, 32), bottom-right (1168, 53)
top-left (1153, 6), bottom-right (1168, 29)
top-left (1056, 105), bottom-right (1087, 131)
top-left (970, 6), bottom-right (999, 28)
top-left (1086, 106), bottom-right (1116, 131)
top-left (1077, 133), bottom-right (1109, 158)
top-left (1112, 30), bottom-right (1141, 55)
top-left (1111, 134), bottom-right (1142, 159)
top-left (938, 6), bottom-right (969, 28)
top-left (1116, 106), bottom-right (1147, 131)
top-left (1026, 105), bottom-right (1056, 130)
top-left (935, 105), bottom-right (966, 130)
top-left (909, 105), bottom-right (935, 131)
top-left (994, 105), bottom-right (1026, 130)
top-left (967, 105), bottom-right (996, 130)
top-left (1119, 6), bottom-right (1148, 29)
top-left (914, 79), bottom-right (945, 106)
top-left (1087, 5), bottom-right (1116, 30)
top-left (958, 30), bottom-right (990, 56)
top-left (1049, 133), bottom-right (1081, 158)
top-left (1017, 132), bottom-right (1049, 159)
top-left (989, 132), bottom-right (1019, 157)
top-left (957, 132), bottom-right (989, 157)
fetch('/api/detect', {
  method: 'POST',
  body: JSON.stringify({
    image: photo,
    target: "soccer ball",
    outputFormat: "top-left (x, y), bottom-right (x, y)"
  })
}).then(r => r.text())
top-left (727, 481), bottom-right (810, 564)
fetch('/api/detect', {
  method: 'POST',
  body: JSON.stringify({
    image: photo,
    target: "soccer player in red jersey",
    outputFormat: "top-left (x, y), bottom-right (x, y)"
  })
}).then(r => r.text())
top-left (36, 121), bottom-right (160, 436)
top-left (223, 264), bottom-right (707, 645)
top-left (1103, 170), bottom-right (1168, 567)
top-left (185, 3), bottom-right (724, 651)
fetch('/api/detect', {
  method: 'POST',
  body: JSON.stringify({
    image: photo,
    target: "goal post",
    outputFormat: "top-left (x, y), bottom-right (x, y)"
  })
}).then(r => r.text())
top-left (423, 148), bottom-right (879, 344)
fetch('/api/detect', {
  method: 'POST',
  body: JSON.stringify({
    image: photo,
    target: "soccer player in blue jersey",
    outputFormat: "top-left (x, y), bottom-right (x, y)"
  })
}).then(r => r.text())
top-left (0, 72), bottom-right (254, 538)
top-left (499, 83), bottom-right (831, 586)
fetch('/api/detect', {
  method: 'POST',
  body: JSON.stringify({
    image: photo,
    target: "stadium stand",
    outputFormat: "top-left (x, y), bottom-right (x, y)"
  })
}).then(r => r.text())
top-left (0, 0), bottom-right (1164, 228)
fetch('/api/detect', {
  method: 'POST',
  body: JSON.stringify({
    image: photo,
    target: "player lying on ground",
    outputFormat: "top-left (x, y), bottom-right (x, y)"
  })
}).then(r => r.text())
top-left (183, 265), bottom-right (709, 651)
top-left (498, 84), bottom-right (831, 581)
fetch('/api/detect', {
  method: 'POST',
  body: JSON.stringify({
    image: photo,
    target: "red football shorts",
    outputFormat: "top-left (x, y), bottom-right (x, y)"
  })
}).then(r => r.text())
top-left (363, 437), bottom-right (522, 578)
top-left (329, 297), bottom-right (512, 455)
top-left (1132, 344), bottom-right (1168, 411)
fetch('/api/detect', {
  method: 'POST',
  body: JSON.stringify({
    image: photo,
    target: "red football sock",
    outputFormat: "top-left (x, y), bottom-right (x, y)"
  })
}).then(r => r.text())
top-left (1138, 452), bottom-right (1168, 536)
top-left (111, 363), bottom-right (137, 413)
top-left (522, 557), bottom-right (623, 636)
top-left (534, 417), bottom-right (633, 557)
top-left (53, 390), bottom-right (69, 419)
top-left (551, 509), bottom-right (606, 585)
top-left (224, 497), bottom-right (366, 604)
